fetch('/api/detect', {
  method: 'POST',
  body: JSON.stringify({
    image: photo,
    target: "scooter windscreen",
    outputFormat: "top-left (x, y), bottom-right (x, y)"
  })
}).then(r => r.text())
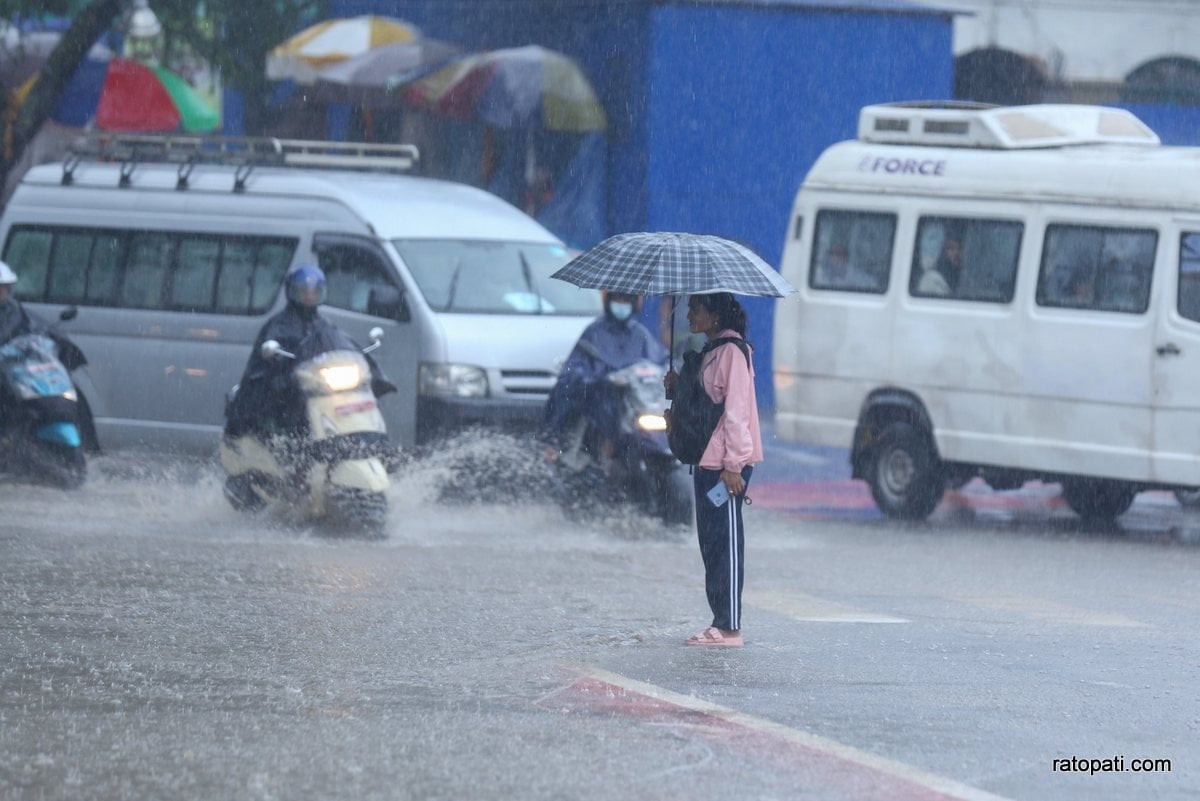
top-left (292, 324), bottom-right (360, 362)
top-left (606, 360), bottom-right (670, 432)
top-left (0, 334), bottom-right (75, 400)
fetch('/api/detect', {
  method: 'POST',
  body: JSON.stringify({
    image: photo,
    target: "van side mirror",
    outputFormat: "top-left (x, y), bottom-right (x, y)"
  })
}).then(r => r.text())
top-left (367, 284), bottom-right (408, 322)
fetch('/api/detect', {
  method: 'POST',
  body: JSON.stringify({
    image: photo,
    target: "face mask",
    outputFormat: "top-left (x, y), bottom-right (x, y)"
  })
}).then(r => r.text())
top-left (608, 301), bottom-right (633, 322)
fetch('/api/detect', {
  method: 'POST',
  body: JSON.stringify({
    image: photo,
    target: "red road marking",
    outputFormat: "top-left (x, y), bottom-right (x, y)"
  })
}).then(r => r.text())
top-left (549, 667), bottom-right (1017, 801)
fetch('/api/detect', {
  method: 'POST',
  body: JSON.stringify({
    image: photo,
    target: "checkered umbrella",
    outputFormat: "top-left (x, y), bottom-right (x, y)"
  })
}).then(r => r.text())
top-left (550, 232), bottom-right (796, 297)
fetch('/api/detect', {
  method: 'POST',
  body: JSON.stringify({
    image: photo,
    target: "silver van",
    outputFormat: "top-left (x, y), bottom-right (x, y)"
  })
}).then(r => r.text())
top-left (0, 135), bottom-right (600, 453)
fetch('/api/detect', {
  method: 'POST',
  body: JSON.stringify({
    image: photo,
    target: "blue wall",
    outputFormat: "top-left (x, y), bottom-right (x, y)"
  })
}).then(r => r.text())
top-left (327, 0), bottom-right (954, 410)
top-left (1117, 103), bottom-right (1200, 145)
top-left (643, 4), bottom-right (953, 408)
top-left (331, 0), bottom-right (653, 237)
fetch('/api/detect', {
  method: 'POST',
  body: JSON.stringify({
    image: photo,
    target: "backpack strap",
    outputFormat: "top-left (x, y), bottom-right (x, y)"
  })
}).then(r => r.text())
top-left (701, 335), bottom-right (751, 369)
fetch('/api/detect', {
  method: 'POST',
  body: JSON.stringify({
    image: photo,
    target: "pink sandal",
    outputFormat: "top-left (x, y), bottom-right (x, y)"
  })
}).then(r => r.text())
top-left (685, 627), bottom-right (743, 647)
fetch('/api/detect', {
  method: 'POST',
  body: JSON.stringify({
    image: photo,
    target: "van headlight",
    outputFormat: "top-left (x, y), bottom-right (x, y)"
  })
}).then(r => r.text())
top-left (419, 363), bottom-right (488, 398)
top-left (320, 363), bottom-right (365, 392)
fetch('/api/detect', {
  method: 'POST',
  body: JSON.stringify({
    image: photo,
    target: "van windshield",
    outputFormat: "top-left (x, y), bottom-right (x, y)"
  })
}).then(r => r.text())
top-left (392, 239), bottom-right (600, 315)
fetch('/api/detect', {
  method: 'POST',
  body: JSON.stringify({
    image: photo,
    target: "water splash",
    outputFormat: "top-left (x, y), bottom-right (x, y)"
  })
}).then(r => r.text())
top-left (1, 430), bottom-right (686, 546)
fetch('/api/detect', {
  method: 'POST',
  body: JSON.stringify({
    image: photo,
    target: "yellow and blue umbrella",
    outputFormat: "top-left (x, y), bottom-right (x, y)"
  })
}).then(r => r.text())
top-left (394, 45), bottom-right (607, 133)
top-left (267, 15), bottom-right (422, 84)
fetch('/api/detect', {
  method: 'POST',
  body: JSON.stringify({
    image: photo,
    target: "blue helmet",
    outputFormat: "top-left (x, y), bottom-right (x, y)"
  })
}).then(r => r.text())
top-left (286, 264), bottom-right (326, 308)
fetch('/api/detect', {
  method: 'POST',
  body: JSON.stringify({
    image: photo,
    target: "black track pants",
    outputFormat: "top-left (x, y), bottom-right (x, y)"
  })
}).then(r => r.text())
top-left (693, 465), bottom-right (752, 631)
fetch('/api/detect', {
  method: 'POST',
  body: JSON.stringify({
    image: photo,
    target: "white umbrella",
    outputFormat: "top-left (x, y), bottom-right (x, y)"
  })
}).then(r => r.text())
top-left (266, 15), bottom-right (422, 85)
top-left (309, 38), bottom-right (461, 107)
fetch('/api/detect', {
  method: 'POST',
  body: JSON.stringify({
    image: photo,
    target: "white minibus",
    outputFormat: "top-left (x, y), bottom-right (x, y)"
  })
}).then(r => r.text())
top-left (774, 101), bottom-right (1200, 521)
top-left (0, 135), bottom-right (600, 454)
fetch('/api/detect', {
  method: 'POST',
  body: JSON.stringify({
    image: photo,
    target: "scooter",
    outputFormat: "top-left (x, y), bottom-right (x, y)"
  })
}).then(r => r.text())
top-left (0, 308), bottom-right (88, 489)
top-left (219, 327), bottom-right (393, 535)
top-left (550, 353), bottom-right (694, 526)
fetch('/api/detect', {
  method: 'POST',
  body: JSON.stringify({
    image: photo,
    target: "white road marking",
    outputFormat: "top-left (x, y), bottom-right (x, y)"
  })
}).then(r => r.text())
top-left (746, 589), bottom-right (910, 623)
top-left (958, 595), bottom-right (1149, 628)
top-left (573, 665), bottom-right (1018, 801)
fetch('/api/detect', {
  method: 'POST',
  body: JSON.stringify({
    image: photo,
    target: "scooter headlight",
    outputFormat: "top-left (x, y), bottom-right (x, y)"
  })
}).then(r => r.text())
top-left (319, 363), bottom-right (365, 392)
top-left (636, 413), bottom-right (667, 432)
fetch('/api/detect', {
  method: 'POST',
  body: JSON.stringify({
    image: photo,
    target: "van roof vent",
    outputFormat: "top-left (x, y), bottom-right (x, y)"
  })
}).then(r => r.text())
top-left (858, 101), bottom-right (1160, 149)
top-left (66, 133), bottom-right (420, 177)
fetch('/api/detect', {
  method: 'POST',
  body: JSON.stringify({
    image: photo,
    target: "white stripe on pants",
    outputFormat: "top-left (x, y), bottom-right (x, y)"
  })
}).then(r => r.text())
top-left (694, 465), bottom-right (751, 631)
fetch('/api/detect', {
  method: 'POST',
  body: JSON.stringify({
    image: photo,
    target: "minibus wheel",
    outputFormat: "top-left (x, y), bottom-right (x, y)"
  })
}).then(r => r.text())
top-left (1060, 479), bottom-right (1135, 522)
top-left (868, 422), bottom-right (944, 520)
top-left (1174, 488), bottom-right (1200, 507)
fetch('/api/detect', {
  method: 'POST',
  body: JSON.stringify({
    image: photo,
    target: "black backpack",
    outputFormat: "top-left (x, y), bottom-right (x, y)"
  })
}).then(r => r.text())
top-left (667, 336), bottom-right (751, 465)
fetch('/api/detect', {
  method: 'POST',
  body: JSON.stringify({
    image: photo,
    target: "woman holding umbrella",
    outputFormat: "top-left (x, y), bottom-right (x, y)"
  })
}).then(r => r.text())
top-left (550, 231), bottom-right (793, 648)
top-left (665, 292), bottom-right (762, 648)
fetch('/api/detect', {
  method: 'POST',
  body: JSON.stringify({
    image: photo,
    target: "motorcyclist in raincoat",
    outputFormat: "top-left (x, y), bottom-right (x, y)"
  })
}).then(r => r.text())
top-left (225, 263), bottom-right (394, 439)
top-left (0, 260), bottom-right (86, 370)
top-left (0, 261), bottom-right (34, 345)
top-left (542, 291), bottom-right (668, 462)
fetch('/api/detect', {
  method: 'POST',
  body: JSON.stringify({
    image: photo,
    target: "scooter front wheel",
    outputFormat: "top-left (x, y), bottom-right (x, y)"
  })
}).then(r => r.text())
top-left (224, 474), bottom-right (266, 513)
top-left (28, 439), bottom-right (86, 490)
top-left (327, 485), bottom-right (389, 538)
top-left (651, 461), bottom-right (694, 527)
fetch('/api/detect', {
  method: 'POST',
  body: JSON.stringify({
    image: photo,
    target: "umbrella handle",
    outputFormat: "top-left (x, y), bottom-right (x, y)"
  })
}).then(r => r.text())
top-left (669, 295), bottom-right (675, 371)
top-left (665, 295), bottom-right (676, 400)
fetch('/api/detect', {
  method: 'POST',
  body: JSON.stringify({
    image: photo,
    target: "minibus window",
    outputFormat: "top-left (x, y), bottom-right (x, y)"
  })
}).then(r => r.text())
top-left (217, 242), bottom-right (256, 312)
top-left (1178, 233), bottom-right (1200, 323)
top-left (173, 237), bottom-right (221, 310)
top-left (121, 233), bottom-right (172, 309)
top-left (250, 243), bottom-right (294, 313)
top-left (47, 233), bottom-right (92, 303)
top-left (524, 245), bottom-right (603, 314)
top-left (910, 217), bottom-right (1022, 303)
top-left (3, 229), bottom-right (51, 300)
top-left (321, 244), bottom-right (393, 314)
top-left (808, 210), bottom-right (895, 294)
top-left (394, 239), bottom-right (600, 315)
top-left (4, 225), bottom-right (294, 314)
top-left (1037, 225), bottom-right (1156, 314)
top-left (87, 234), bottom-right (122, 305)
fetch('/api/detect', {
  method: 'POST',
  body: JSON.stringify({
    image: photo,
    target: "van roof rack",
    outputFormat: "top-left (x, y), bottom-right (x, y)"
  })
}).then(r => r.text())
top-left (63, 133), bottom-right (419, 190)
top-left (858, 102), bottom-right (1160, 149)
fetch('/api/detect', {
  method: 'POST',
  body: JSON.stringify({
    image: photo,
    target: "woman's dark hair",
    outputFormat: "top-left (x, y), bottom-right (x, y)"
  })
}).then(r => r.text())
top-left (694, 292), bottom-right (748, 337)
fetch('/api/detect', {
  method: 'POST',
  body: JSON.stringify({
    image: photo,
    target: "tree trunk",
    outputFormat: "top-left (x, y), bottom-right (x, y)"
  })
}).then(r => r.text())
top-left (1, 0), bottom-right (123, 195)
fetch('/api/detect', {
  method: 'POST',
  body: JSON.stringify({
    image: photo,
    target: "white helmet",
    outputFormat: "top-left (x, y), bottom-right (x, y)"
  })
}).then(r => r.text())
top-left (0, 260), bottom-right (16, 285)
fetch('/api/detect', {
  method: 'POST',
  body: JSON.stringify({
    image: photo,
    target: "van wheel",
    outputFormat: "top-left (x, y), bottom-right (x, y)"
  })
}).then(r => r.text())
top-left (868, 422), bottom-right (944, 520)
top-left (1061, 479), bottom-right (1135, 522)
top-left (1174, 488), bottom-right (1200, 507)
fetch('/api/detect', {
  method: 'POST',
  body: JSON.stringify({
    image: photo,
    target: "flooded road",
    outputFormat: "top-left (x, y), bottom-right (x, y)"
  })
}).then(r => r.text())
top-left (2, 443), bottom-right (1197, 801)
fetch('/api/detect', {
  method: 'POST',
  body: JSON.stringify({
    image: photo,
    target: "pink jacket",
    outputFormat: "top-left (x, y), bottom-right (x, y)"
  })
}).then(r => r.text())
top-left (699, 329), bottom-right (763, 472)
